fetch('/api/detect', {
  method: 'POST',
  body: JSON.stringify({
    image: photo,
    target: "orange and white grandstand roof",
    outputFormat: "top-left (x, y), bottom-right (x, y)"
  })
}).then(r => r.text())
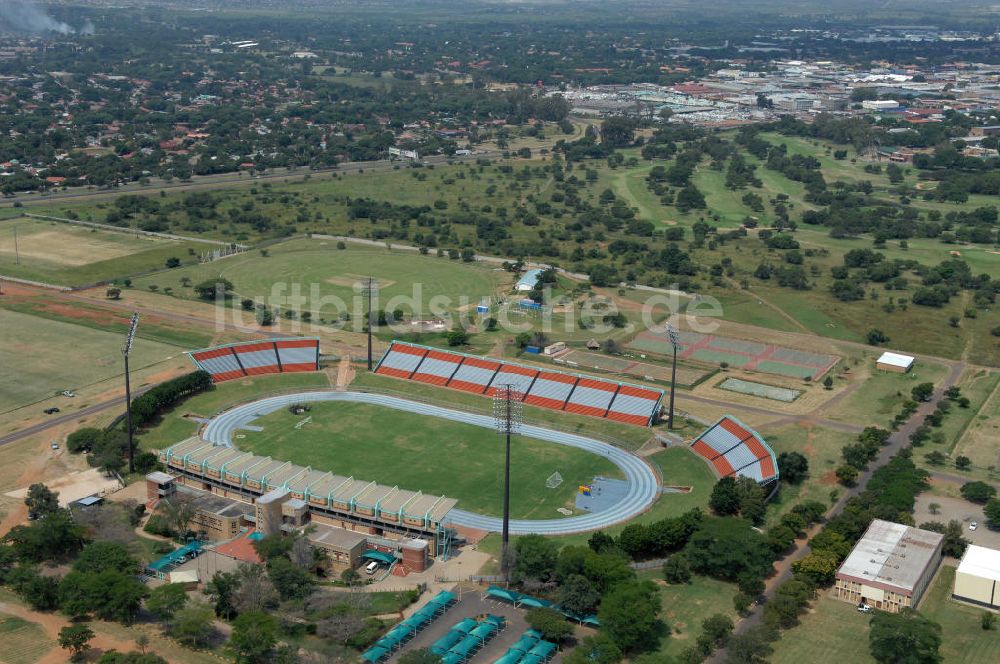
top-left (375, 341), bottom-right (664, 427)
top-left (689, 416), bottom-right (778, 484)
top-left (188, 338), bottom-right (319, 382)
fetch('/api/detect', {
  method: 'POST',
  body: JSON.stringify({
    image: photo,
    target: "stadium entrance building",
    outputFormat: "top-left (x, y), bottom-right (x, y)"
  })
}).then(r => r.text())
top-left (834, 519), bottom-right (944, 612)
top-left (157, 437), bottom-right (457, 558)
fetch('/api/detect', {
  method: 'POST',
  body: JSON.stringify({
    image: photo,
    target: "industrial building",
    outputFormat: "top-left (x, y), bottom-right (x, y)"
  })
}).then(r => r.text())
top-left (834, 519), bottom-right (944, 613)
top-left (953, 545), bottom-right (1000, 609)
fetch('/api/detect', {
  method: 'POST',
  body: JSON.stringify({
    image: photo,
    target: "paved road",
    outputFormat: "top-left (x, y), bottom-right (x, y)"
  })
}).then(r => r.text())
top-left (199, 390), bottom-right (661, 536)
top-left (710, 359), bottom-right (966, 662)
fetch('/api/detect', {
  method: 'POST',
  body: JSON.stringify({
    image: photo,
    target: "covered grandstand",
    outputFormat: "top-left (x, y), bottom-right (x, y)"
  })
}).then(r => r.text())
top-left (375, 341), bottom-right (664, 426)
top-left (188, 338), bottom-right (319, 382)
top-left (689, 416), bottom-right (778, 485)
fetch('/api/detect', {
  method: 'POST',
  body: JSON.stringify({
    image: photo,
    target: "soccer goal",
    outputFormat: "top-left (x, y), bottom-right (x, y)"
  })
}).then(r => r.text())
top-left (545, 472), bottom-right (563, 489)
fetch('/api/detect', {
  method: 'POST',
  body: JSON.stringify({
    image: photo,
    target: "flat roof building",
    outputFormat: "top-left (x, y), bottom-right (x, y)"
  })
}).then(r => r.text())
top-left (876, 351), bottom-right (915, 373)
top-left (515, 268), bottom-right (544, 292)
top-left (834, 519), bottom-right (944, 613)
top-left (954, 545), bottom-right (1000, 609)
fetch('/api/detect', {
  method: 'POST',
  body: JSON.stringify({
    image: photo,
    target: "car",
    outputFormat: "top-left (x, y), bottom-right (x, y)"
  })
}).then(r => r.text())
top-left (50, 441), bottom-right (59, 450)
top-left (43, 407), bottom-right (60, 415)
top-left (970, 521), bottom-right (978, 531)
top-left (857, 604), bottom-right (872, 613)
top-left (61, 390), bottom-right (75, 397)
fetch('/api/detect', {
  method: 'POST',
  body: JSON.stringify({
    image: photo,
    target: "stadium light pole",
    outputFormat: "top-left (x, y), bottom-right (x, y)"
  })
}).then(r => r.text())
top-left (362, 277), bottom-right (378, 371)
top-left (493, 384), bottom-right (523, 583)
top-left (666, 323), bottom-right (679, 429)
top-left (122, 312), bottom-right (140, 474)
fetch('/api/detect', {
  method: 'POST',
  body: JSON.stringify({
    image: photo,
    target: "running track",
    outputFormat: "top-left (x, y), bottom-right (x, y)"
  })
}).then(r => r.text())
top-left (201, 390), bottom-right (661, 536)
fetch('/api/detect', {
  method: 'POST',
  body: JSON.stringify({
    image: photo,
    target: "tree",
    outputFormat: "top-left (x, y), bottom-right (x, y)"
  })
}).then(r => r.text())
top-left (791, 549), bottom-right (840, 587)
top-left (960, 481), bottom-right (996, 504)
top-left (446, 328), bottom-right (470, 346)
top-left (564, 634), bottom-right (622, 664)
top-left (982, 612), bottom-right (995, 631)
top-left (558, 574), bottom-right (600, 616)
top-left (106, 286), bottom-right (122, 300)
top-left (24, 483), bottom-right (59, 519)
top-left (66, 428), bottom-right (103, 453)
top-left (146, 583), bottom-right (189, 621)
top-left (866, 328), bottom-right (890, 345)
top-left (955, 456), bottom-right (971, 471)
top-left (75, 541), bottom-right (138, 575)
top-left (918, 521), bottom-right (968, 558)
top-left (229, 611), bottom-right (279, 664)
top-left (869, 609), bottom-right (942, 664)
top-left (699, 613), bottom-right (734, 654)
top-left (836, 464), bottom-right (859, 486)
top-left (662, 554), bottom-right (692, 584)
top-left (205, 570), bottom-right (239, 619)
top-left (597, 580), bottom-right (662, 652)
top-left (59, 624), bottom-right (95, 662)
top-left (911, 383), bottom-right (935, 403)
top-left (169, 600), bottom-right (216, 648)
top-left (158, 496), bottom-right (197, 539)
top-left (984, 499), bottom-right (1000, 529)
top-left (709, 477), bottom-right (741, 516)
top-left (601, 117), bottom-right (636, 148)
top-left (823, 375), bottom-right (834, 390)
top-left (398, 650), bottom-right (443, 664)
top-left (512, 534), bottom-right (559, 583)
top-left (266, 556), bottom-right (314, 601)
top-left (232, 563), bottom-right (277, 614)
top-left (526, 607), bottom-right (575, 643)
top-left (726, 626), bottom-right (774, 664)
top-left (777, 452), bottom-right (809, 484)
top-left (193, 278), bottom-right (234, 300)
top-left (97, 652), bottom-right (168, 664)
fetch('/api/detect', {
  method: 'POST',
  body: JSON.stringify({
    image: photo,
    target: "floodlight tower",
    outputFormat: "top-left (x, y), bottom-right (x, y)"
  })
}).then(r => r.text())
top-left (122, 312), bottom-right (140, 474)
top-left (493, 384), bottom-right (523, 582)
top-left (362, 277), bottom-right (378, 371)
top-left (666, 323), bottom-right (680, 429)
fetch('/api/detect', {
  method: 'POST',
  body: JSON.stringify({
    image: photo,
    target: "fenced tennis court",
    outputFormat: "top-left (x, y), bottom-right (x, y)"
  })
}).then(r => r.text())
top-left (627, 328), bottom-right (838, 380)
top-left (556, 349), bottom-right (714, 388)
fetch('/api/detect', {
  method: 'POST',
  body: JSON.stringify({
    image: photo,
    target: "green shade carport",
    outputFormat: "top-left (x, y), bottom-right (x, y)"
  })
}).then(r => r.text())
top-left (361, 549), bottom-right (396, 565)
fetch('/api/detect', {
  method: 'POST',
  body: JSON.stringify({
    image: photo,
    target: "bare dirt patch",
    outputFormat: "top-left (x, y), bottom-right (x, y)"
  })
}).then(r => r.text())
top-left (324, 274), bottom-right (397, 289)
top-left (0, 226), bottom-right (162, 267)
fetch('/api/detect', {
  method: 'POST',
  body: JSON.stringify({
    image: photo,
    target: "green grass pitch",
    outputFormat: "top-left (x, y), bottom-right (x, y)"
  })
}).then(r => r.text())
top-left (236, 400), bottom-right (622, 519)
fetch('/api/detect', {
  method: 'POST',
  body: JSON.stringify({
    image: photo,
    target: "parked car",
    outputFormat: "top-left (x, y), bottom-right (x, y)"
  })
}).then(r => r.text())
top-left (970, 521), bottom-right (978, 531)
top-left (61, 390), bottom-right (75, 397)
top-left (50, 441), bottom-right (59, 450)
top-left (43, 407), bottom-right (60, 415)
top-left (857, 604), bottom-right (872, 613)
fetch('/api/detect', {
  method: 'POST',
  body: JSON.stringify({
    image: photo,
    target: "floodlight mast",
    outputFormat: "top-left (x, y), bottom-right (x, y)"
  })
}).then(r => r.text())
top-left (666, 323), bottom-right (679, 429)
top-left (122, 312), bottom-right (140, 474)
top-left (362, 277), bottom-right (378, 371)
top-left (493, 384), bottom-right (523, 582)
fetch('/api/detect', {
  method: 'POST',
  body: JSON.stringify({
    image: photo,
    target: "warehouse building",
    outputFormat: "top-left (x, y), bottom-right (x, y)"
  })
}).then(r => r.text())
top-left (876, 351), bottom-right (915, 373)
top-left (834, 519), bottom-right (944, 613)
top-left (953, 545), bottom-right (1000, 609)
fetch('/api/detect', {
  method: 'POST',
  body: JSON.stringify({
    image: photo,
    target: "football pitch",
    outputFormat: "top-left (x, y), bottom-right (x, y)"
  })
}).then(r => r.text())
top-left (132, 238), bottom-right (507, 315)
top-left (236, 400), bottom-right (622, 519)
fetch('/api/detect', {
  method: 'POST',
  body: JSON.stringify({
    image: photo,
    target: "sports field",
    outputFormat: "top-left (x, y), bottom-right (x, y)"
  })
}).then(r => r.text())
top-left (718, 378), bottom-right (801, 402)
top-left (132, 238), bottom-right (507, 316)
top-left (628, 327), bottom-right (838, 380)
top-left (0, 614), bottom-right (55, 664)
top-left (0, 217), bottom-right (202, 286)
top-left (0, 308), bottom-right (185, 411)
top-left (236, 400), bottom-right (621, 519)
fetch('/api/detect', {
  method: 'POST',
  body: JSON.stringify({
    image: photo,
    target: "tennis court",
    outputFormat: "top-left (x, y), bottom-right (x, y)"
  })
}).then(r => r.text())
top-left (718, 378), bottom-right (802, 403)
top-left (557, 350), bottom-right (712, 387)
top-left (626, 328), bottom-right (838, 380)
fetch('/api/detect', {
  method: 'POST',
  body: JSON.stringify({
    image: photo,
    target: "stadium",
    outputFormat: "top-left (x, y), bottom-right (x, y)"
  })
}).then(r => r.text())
top-left (156, 336), bottom-right (775, 569)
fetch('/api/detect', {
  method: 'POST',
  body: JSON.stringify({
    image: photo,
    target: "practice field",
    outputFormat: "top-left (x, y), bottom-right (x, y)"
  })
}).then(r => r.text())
top-left (0, 614), bottom-right (55, 664)
top-left (718, 377), bottom-right (801, 402)
top-left (236, 400), bottom-right (622, 519)
top-left (0, 217), bottom-right (201, 286)
top-left (557, 349), bottom-right (713, 387)
top-left (132, 238), bottom-right (507, 316)
top-left (0, 308), bottom-right (183, 410)
top-left (628, 327), bottom-right (838, 380)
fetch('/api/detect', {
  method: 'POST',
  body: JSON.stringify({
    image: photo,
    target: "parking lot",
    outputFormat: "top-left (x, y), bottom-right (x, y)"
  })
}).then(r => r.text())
top-left (914, 494), bottom-right (1000, 551)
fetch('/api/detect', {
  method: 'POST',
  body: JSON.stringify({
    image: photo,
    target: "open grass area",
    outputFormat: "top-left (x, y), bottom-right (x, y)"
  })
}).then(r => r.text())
top-left (0, 614), bottom-right (55, 664)
top-left (0, 216), bottom-right (203, 286)
top-left (952, 371), bottom-right (1000, 474)
top-left (0, 308), bottom-right (186, 411)
top-left (826, 354), bottom-right (950, 426)
top-left (132, 237), bottom-right (507, 316)
top-left (636, 569), bottom-right (738, 660)
top-left (769, 593), bottom-right (876, 664)
top-left (237, 400), bottom-right (621, 519)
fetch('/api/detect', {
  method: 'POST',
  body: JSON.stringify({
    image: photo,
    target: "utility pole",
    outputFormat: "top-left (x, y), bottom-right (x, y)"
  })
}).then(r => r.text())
top-left (122, 313), bottom-right (140, 474)
top-left (13, 224), bottom-right (19, 265)
top-left (362, 277), bottom-right (378, 371)
top-left (493, 384), bottom-right (522, 583)
top-left (666, 323), bottom-right (679, 429)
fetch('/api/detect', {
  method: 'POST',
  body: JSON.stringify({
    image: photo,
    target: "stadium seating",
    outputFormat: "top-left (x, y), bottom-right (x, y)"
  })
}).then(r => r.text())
top-left (375, 341), bottom-right (664, 426)
top-left (189, 338), bottom-right (320, 382)
top-left (689, 416), bottom-right (779, 485)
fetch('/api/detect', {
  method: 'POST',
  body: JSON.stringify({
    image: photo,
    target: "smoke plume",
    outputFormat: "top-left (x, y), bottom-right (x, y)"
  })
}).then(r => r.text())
top-left (0, 1), bottom-right (76, 35)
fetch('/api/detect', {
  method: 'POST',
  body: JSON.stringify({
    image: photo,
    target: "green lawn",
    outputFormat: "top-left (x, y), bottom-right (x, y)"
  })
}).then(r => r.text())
top-left (636, 569), bottom-right (739, 659)
top-left (236, 400), bottom-right (621, 519)
top-left (0, 216), bottom-right (203, 286)
top-left (826, 355), bottom-right (949, 426)
top-left (921, 565), bottom-right (1000, 664)
top-left (0, 614), bottom-right (55, 664)
top-left (0, 308), bottom-right (185, 410)
top-left (132, 238), bottom-right (507, 316)
top-left (769, 593), bottom-right (876, 664)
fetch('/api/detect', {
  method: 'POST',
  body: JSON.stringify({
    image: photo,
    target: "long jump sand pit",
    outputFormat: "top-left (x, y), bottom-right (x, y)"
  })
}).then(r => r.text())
top-left (628, 327), bottom-right (838, 380)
